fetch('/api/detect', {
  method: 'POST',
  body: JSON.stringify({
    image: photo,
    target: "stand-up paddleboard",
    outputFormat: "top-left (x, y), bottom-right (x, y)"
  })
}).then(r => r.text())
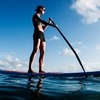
top-left (0, 70), bottom-right (100, 77)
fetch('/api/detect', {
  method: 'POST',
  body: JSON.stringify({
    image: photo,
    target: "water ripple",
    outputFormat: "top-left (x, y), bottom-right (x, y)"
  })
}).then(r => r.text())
top-left (0, 74), bottom-right (100, 100)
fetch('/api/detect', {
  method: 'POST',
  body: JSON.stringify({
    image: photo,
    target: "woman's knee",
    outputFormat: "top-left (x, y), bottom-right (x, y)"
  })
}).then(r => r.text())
top-left (33, 48), bottom-right (38, 53)
top-left (40, 50), bottom-right (45, 56)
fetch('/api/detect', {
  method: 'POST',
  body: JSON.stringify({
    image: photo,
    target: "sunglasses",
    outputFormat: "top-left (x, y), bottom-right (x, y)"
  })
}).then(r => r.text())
top-left (43, 9), bottom-right (45, 11)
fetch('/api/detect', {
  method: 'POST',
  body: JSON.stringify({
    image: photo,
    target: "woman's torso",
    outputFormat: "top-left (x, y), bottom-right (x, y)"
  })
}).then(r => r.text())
top-left (32, 14), bottom-right (44, 32)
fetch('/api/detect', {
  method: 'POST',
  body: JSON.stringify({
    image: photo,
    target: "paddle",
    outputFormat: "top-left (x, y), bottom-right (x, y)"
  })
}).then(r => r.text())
top-left (49, 18), bottom-right (87, 77)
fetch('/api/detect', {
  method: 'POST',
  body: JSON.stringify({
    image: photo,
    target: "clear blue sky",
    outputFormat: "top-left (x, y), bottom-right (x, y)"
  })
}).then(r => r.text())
top-left (0, 0), bottom-right (100, 72)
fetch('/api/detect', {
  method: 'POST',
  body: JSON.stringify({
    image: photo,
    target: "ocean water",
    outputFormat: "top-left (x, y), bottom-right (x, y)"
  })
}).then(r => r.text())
top-left (0, 73), bottom-right (100, 100)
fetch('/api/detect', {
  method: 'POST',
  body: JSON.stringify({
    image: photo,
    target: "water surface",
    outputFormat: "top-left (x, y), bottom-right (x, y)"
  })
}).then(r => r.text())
top-left (0, 74), bottom-right (100, 100)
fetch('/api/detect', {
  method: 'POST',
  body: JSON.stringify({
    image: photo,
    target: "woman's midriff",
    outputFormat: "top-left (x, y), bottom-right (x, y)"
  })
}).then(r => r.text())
top-left (37, 24), bottom-right (44, 32)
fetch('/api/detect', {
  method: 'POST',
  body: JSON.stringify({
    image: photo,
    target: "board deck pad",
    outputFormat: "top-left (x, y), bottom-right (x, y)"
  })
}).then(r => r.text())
top-left (0, 70), bottom-right (100, 77)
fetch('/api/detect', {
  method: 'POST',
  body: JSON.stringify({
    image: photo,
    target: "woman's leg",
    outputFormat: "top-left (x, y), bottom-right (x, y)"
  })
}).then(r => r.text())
top-left (39, 41), bottom-right (46, 73)
top-left (28, 39), bottom-right (41, 73)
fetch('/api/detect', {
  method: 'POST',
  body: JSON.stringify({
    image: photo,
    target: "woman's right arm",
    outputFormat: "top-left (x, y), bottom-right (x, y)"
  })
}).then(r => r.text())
top-left (35, 14), bottom-right (56, 27)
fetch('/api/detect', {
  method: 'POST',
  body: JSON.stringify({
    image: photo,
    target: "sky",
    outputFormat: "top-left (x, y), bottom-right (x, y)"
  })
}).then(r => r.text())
top-left (0, 0), bottom-right (100, 73)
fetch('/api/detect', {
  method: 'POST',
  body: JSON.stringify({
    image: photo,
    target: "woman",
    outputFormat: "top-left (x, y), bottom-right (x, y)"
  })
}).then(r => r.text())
top-left (28, 5), bottom-right (56, 73)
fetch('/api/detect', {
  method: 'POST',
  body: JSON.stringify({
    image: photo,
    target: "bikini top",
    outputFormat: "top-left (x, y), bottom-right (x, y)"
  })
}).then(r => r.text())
top-left (32, 14), bottom-right (51, 29)
top-left (32, 14), bottom-right (41, 28)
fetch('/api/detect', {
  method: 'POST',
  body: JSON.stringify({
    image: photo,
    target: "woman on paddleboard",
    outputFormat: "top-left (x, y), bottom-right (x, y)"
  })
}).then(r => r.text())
top-left (28, 5), bottom-right (56, 73)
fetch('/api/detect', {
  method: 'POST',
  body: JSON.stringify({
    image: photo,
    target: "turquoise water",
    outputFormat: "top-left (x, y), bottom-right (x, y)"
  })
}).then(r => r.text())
top-left (0, 74), bottom-right (100, 100)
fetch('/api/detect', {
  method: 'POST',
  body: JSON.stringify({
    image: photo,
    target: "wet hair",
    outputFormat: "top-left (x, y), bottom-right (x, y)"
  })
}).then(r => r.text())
top-left (35, 5), bottom-right (45, 13)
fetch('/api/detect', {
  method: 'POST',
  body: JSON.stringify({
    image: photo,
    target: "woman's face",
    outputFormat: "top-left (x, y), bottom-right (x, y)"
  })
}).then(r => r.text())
top-left (41, 7), bottom-right (45, 14)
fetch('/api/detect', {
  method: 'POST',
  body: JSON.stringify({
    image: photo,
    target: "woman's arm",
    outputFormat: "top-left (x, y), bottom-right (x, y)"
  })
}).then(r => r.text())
top-left (42, 20), bottom-right (51, 30)
top-left (36, 14), bottom-right (55, 27)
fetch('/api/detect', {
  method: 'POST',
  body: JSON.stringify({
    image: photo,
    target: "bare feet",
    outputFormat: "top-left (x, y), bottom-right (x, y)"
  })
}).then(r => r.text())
top-left (28, 70), bottom-right (37, 73)
top-left (39, 71), bottom-right (46, 74)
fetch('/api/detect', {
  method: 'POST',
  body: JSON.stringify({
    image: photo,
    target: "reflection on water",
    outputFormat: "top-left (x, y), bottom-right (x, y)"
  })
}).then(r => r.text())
top-left (0, 74), bottom-right (100, 100)
top-left (27, 77), bottom-right (43, 99)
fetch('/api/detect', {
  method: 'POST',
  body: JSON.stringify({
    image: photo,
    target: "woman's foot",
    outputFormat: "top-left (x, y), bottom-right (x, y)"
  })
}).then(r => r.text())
top-left (39, 70), bottom-right (46, 74)
top-left (28, 69), bottom-right (37, 73)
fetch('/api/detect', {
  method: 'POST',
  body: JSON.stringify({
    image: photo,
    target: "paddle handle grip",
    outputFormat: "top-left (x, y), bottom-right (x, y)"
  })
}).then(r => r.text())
top-left (49, 18), bottom-right (55, 25)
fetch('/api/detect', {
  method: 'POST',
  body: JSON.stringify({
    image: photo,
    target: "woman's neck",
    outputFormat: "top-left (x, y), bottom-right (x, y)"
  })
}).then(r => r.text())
top-left (37, 13), bottom-right (41, 18)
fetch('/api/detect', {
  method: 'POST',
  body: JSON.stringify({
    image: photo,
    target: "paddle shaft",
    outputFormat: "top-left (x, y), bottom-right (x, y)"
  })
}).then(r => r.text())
top-left (50, 18), bottom-right (87, 76)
